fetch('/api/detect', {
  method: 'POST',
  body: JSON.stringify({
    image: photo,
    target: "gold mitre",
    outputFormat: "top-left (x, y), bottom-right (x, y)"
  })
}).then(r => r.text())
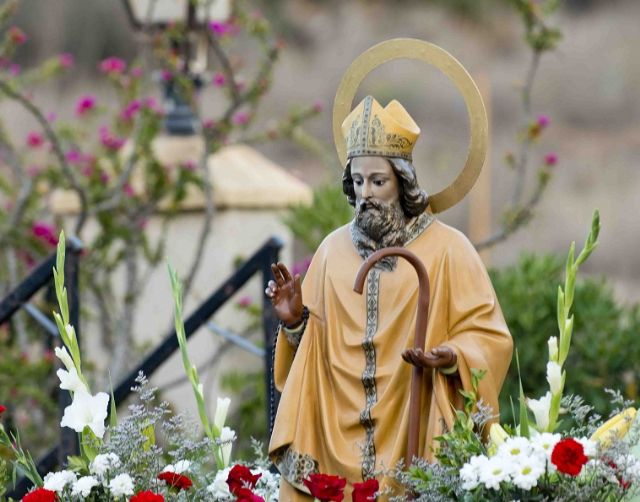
top-left (341, 95), bottom-right (420, 161)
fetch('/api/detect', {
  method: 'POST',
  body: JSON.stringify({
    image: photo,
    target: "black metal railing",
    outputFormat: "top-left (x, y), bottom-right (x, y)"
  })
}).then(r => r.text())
top-left (5, 236), bottom-right (282, 498)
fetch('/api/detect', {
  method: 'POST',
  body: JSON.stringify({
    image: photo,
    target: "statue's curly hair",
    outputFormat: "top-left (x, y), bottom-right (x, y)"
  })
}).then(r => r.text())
top-left (342, 157), bottom-right (429, 217)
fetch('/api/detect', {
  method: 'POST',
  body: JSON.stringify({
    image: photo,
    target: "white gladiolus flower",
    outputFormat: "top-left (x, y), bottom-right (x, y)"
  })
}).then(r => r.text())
top-left (162, 459), bottom-right (191, 474)
top-left (65, 324), bottom-right (76, 341)
top-left (109, 473), bottom-right (134, 497)
top-left (43, 470), bottom-right (77, 493)
top-left (527, 392), bottom-right (552, 431)
top-left (479, 456), bottom-right (512, 490)
top-left (511, 457), bottom-right (545, 490)
top-left (207, 467), bottom-right (232, 498)
top-left (60, 390), bottom-right (109, 438)
top-left (547, 336), bottom-right (559, 361)
top-left (546, 361), bottom-right (563, 395)
top-left (219, 426), bottom-right (237, 467)
top-left (54, 346), bottom-right (75, 371)
top-left (214, 397), bottom-right (231, 431)
top-left (72, 476), bottom-right (99, 497)
top-left (57, 368), bottom-right (88, 393)
top-left (90, 453), bottom-right (121, 477)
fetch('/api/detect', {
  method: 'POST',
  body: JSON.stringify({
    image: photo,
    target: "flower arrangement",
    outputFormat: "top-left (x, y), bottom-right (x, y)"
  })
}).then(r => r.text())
top-left (0, 233), bottom-right (280, 501)
top-left (397, 210), bottom-right (640, 501)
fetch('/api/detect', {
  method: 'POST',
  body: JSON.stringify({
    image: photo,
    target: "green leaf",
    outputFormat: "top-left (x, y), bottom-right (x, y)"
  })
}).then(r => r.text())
top-left (516, 350), bottom-right (530, 438)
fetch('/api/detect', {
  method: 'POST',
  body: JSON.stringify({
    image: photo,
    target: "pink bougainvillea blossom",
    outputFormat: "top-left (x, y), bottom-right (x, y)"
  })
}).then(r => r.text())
top-left (122, 100), bottom-right (142, 121)
top-left (544, 152), bottom-right (558, 166)
top-left (31, 221), bottom-right (58, 247)
top-left (130, 66), bottom-right (143, 78)
top-left (237, 296), bottom-right (253, 308)
top-left (75, 95), bottom-right (97, 116)
top-left (212, 72), bottom-right (227, 87)
top-left (26, 132), bottom-right (45, 148)
top-left (100, 57), bottom-right (126, 75)
top-left (209, 21), bottom-right (235, 37)
top-left (58, 53), bottom-right (74, 68)
top-left (8, 64), bottom-right (20, 76)
top-left (312, 101), bottom-right (324, 113)
top-left (537, 114), bottom-right (550, 128)
top-left (232, 111), bottom-right (250, 125)
top-left (99, 126), bottom-right (125, 151)
top-left (160, 69), bottom-right (173, 82)
top-left (8, 26), bottom-right (27, 45)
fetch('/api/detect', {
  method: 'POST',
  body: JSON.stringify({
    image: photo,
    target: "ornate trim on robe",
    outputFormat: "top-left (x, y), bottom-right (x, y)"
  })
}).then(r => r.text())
top-left (356, 211), bottom-right (435, 479)
top-left (359, 268), bottom-right (380, 479)
top-left (272, 446), bottom-right (319, 492)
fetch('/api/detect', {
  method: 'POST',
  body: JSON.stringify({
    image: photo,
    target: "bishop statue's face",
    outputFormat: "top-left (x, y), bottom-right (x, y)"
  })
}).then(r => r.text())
top-left (350, 156), bottom-right (407, 261)
top-left (350, 156), bottom-right (400, 206)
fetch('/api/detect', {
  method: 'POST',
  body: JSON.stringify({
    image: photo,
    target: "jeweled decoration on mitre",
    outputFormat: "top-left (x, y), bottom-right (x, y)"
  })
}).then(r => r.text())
top-left (341, 95), bottom-right (420, 161)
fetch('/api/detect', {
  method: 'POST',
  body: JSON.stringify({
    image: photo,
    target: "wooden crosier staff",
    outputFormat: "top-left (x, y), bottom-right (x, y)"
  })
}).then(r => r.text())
top-left (353, 246), bottom-right (431, 467)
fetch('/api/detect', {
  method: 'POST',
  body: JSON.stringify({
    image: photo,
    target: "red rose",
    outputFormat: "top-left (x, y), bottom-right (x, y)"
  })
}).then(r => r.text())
top-left (235, 487), bottom-right (265, 502)
top-left (157, 471), bottom-right (193, 490)
top-left (21, 488), bottom-right (56, 502)
top-left (226, 464), bottom-right (262, 495)
top-left (0, 404), bottom-right (6, 415)
top-left (352, 478), bottom-right (379, 502)
top-left (551, 438), bottom-right (589, 476)
top-left (130, 491), bottom-right (164, 502)
top-left (303, 473), bottom-right (347, 502)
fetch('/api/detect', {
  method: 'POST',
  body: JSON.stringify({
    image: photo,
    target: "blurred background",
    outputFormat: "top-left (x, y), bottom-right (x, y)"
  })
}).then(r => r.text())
top-left (1, 0), bottom-right (639, 470)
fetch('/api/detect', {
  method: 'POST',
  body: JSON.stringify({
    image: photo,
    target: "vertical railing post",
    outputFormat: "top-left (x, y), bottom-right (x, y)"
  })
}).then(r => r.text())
top-left (260, 237), bottom-right (283, 437)
top-left (58, 237), bottom-right (83, 463)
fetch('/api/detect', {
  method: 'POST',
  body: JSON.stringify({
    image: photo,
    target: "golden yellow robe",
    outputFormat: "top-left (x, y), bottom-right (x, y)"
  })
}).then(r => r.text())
top-left (269, 214), bottom-right (513, 500)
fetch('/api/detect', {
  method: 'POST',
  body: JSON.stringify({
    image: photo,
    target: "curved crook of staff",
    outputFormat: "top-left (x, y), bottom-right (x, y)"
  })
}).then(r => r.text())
top-left (353, 247), bottom-right (431, 468)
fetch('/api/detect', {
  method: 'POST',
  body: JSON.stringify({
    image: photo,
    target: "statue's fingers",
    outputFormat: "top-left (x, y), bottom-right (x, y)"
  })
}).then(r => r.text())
top-left (271, 263), bottom-right (285, 287)
top-left (293, 274), bottom-right (302, 296)
top-left (278, 262), bottom-right (293, 284)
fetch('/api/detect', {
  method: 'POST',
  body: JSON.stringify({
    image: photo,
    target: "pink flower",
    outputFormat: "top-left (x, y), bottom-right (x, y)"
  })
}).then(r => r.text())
top-left (291, 256), bottom-right (312, 277)
top-left (161, 69), bottom-right (173, 82)
top-left (31, 221), bottom-right (58, 247)
top-left (99, 126), bottom-right (125, 151)
top-left (209, 21), bottom-right (234, 36)
top-left (181, 161), bottom-right (196, 171)
top-left (122, 100), bottom-right (142, 121)
top-left (131, 66), bottom-right (143, 78)
top-left (75, 95), bottom-right (96, 116)
top-left (8, 26), bottom-right (27, 45)
top-left (26, 132), bottom-right (44, 148)
top-left (26, 165), bottom-right (41, 177)
top-left (312, 101), bottom-right (324, 113)
top-left (544, 152), bottom-right (558, 166)
top-left (8, 64), bottom-right (20, 76)
top-left (237, 296), bottom-right (253, 308)
top-left (100, 57), bottom-right (126, 75)
top-left (58, 53), bottom-right (74, 68)
top-left (212, 72), bottom-right (227, 87)
top-left (203, 119), bottom-right (216, 130)
top-left (46, 112), bottom-right (58, 123)
top-left (66, 149), bottom-right (88, 166)
top-left (123, 183), bottom-right (135, 197)
top-left (232, 111), bottom-right (250, 125)
top-left (537, 114), bottom-right (550, 128)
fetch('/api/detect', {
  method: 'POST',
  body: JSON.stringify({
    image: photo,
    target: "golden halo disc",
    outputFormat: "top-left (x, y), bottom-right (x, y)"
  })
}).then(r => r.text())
top-left (332, 38), bottom-right (488, 213)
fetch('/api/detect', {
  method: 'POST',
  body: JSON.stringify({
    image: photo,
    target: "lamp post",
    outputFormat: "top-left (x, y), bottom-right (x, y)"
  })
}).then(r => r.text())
top-left (121, 0), bottom-right (231, 135)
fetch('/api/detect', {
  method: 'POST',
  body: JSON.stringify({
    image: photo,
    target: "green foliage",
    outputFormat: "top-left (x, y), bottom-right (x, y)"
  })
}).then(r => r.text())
top-left (282, 184), bottom-right (352, 253)
top-left (491, 253), bottom-right (640, 423)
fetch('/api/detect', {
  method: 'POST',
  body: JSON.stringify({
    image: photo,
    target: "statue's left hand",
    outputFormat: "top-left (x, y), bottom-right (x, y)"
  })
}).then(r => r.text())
top-left (402, 345), bottom-right (457, 370)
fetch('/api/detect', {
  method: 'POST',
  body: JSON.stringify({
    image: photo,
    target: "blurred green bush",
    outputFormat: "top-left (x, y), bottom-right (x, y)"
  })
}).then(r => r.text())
top-left (491, 254), bottom-right (640, 423)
